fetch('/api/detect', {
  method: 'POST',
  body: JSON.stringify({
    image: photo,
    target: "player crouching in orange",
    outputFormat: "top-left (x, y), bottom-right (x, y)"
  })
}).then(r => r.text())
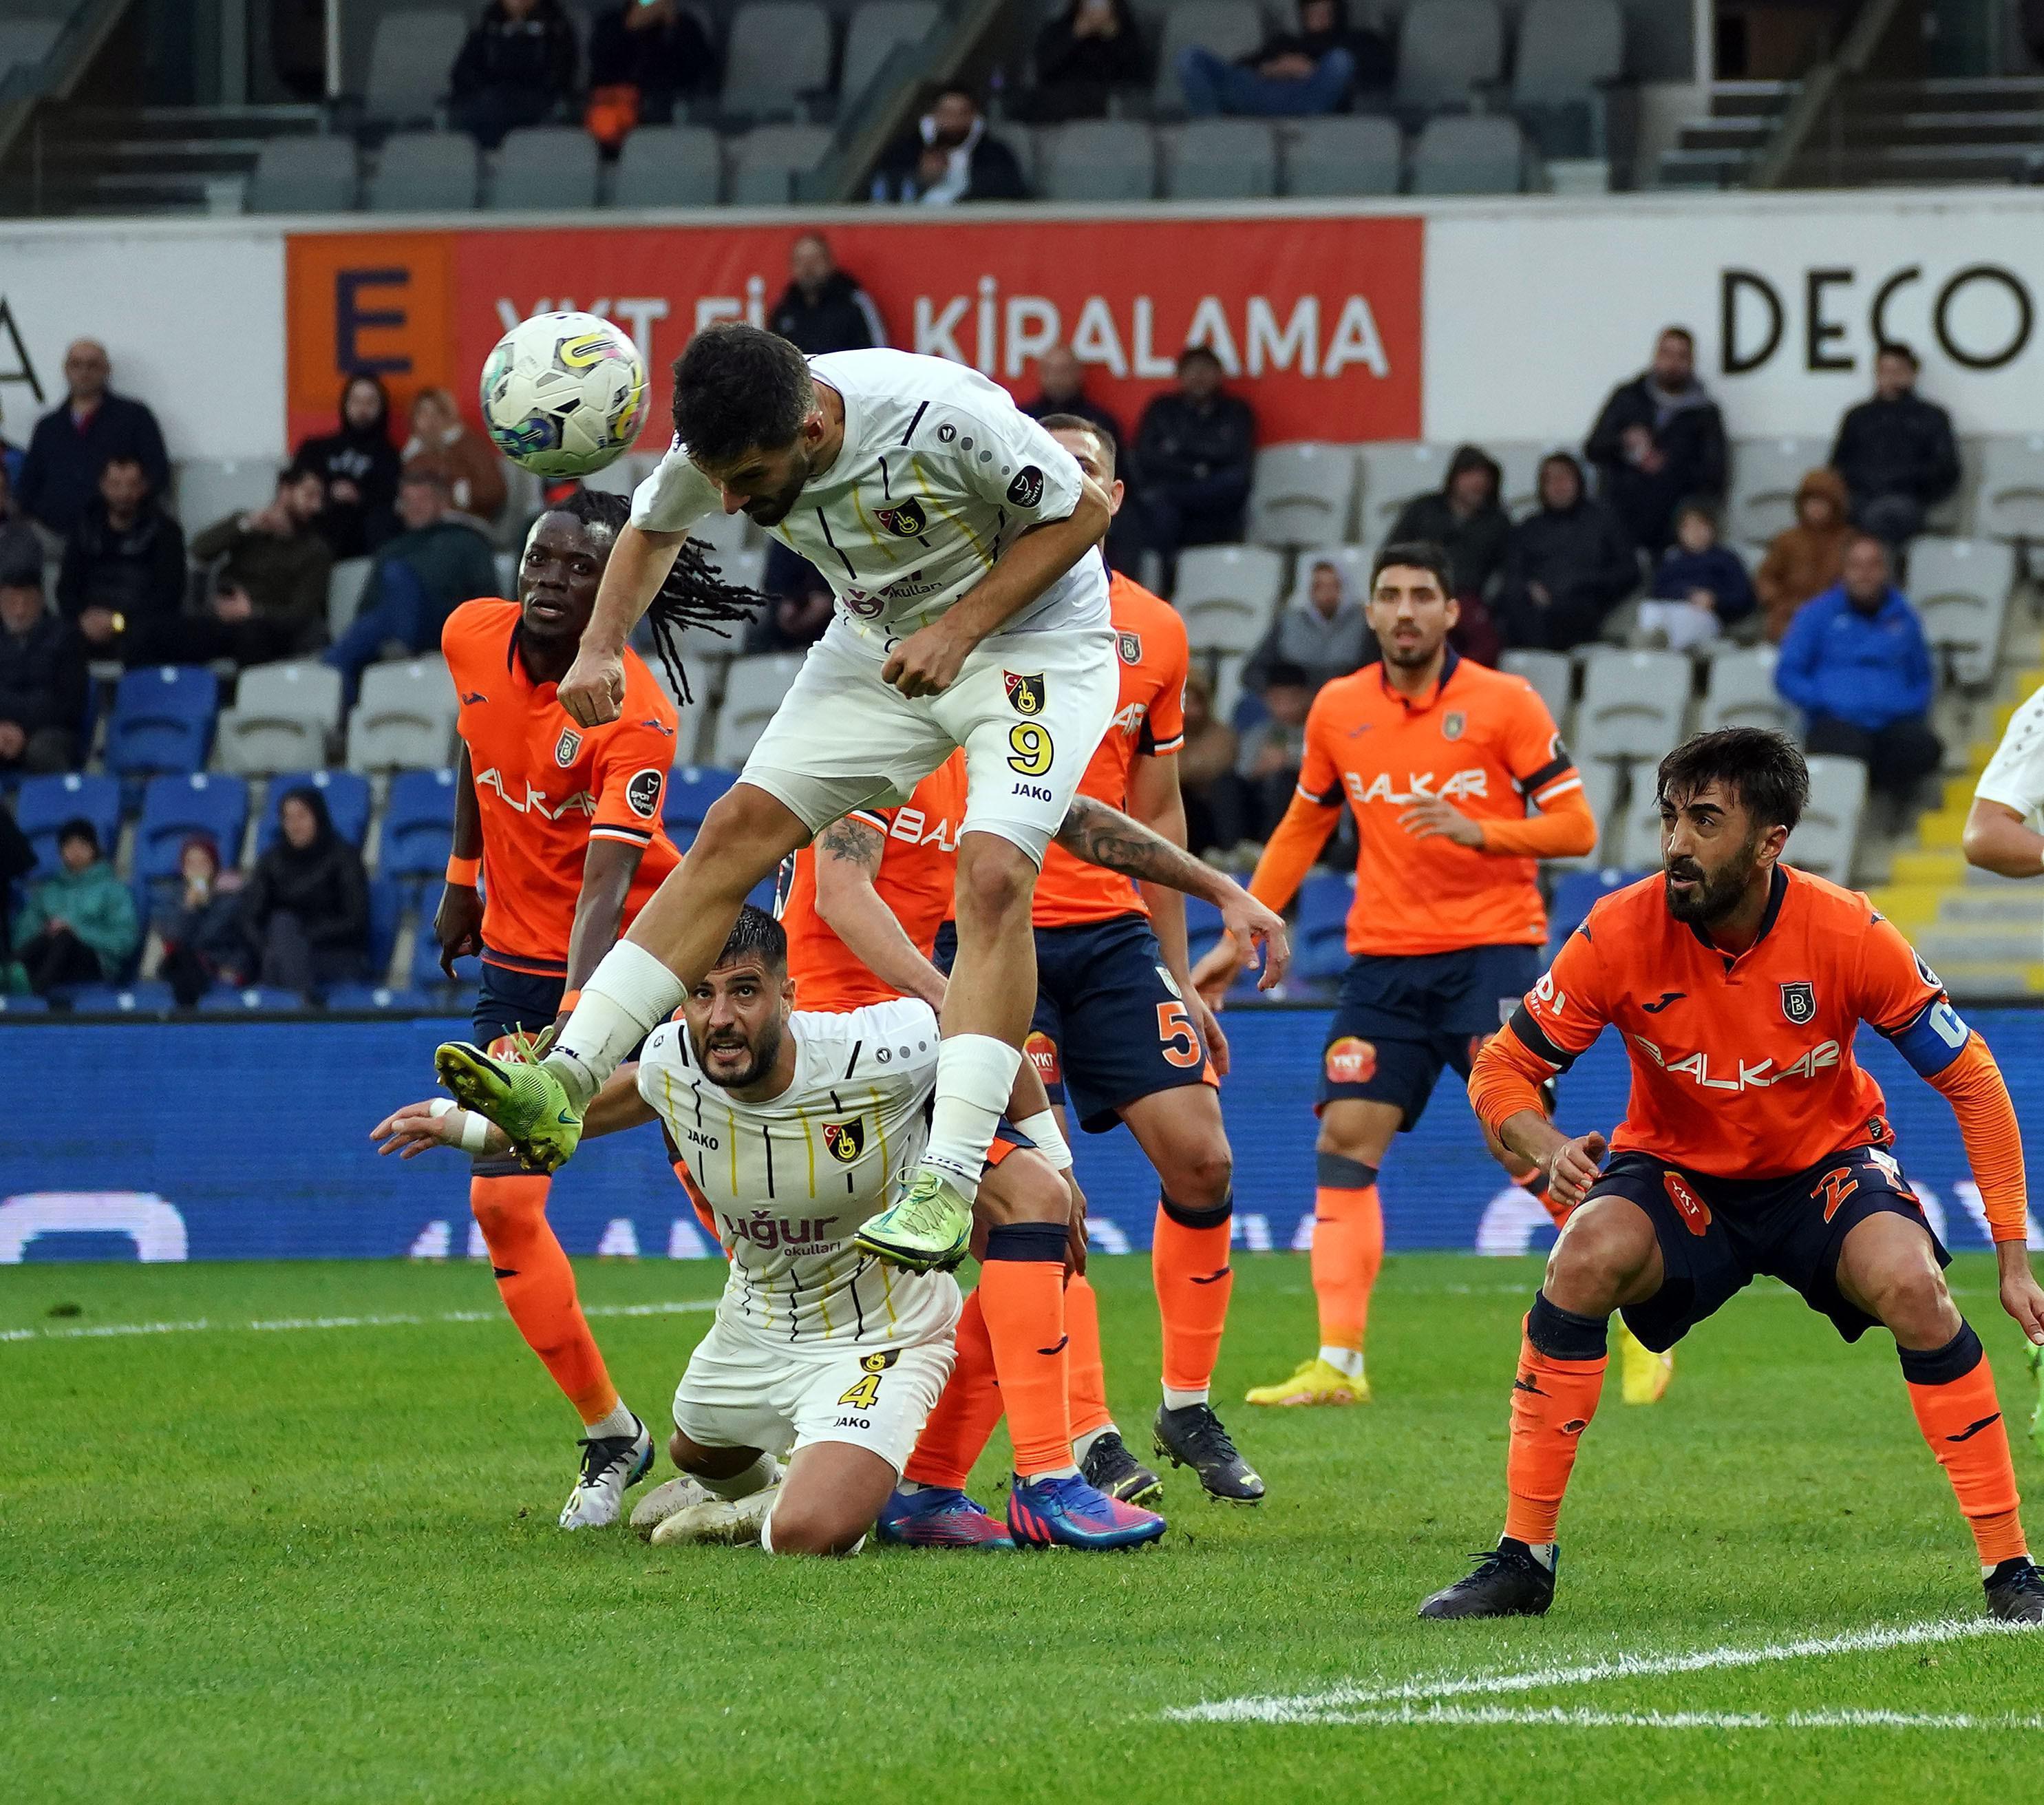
top-left (1421, 728), bottom-right (2044, 1623)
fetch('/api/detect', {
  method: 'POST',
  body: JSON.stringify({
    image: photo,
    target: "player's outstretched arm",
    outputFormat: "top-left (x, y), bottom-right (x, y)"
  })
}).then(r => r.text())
top-left (373, 1066), bottom-right (657, 1161)
top-left (1961, 798), bottom-right (2044, 879)
top-left (559, 523), bottom-right (690, 727)
top-left (811, 814), bottom-right (949, 1009)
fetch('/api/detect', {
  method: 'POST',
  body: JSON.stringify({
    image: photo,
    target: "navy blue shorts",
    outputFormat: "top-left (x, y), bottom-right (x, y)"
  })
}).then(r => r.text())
top-left (1319, 944), bottom-right (1541, 1130)
top-left (1590, 1144), bottom-right (1950, 1352)
top-left (472, 953), bottom-right (566, 1050)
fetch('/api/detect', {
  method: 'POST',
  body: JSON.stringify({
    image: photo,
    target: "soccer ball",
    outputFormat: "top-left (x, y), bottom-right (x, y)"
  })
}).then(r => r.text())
top-left (478, 311), bottom-right (648, 478)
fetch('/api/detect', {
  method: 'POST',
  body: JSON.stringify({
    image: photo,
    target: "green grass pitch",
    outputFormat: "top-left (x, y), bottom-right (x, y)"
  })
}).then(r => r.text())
top-left (5, 1252), bottom-right (2041, 1804)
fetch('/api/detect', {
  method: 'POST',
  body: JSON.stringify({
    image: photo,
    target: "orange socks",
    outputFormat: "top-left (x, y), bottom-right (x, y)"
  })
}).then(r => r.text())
top-left (1902, 1324), bottom-right (2029, 1569)
top-left (903, 1289), bottom-right (1003, 1490)
top-left (1153, 1194), bottom-right (1233, 1401)
top-left (1311, 1157), bottom-right (1384, 1364)
top-left (469, 1174), bottom-right (619, 1426)
top-left (1065, 1274), bottom-right (1114, 1444)
top-left (1502, 1291), bottom-right (1609, 1548)
top-left (977, 1223), bottom-right (1074, 1478)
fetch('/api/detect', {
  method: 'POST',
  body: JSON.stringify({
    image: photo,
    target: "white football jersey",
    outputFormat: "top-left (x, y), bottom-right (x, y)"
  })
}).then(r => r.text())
top-left (630, 348), bottom-right (1110, 655)
top-left (1975, 684), bottom-right (2044, 821)
top-left (634, 997), bottom-right (959, 1345)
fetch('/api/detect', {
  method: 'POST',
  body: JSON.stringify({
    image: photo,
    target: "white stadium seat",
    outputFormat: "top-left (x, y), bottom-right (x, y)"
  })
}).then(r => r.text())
top-left (1173, 545), bottom-right (1286, 655)
top-left (1729, 436), bottom-right (1829, 545)
top-left (1574, 648), bottom-right (1689, 763)
top-left (345, 657), bottom-right (458, 771)
top-left (1910, 535), bottom-right (2016, 686)
top-left (1791, 756), bottom-right (1868, 883)
top-left (1500, 648), bottom-right (1573, 729)
top-left (1696, 645), bottom-right (1791, 735)
top-left (1975, 434), bottom-right (2044, 542)
top-left (1356, 442), bottom-right (1452, 540)
top-left (1248, 443), bottom-right (1357, 548)
top-left (712, 652), bottom-right (808, 768)
top-left (216, 662), bottom-right (345, 775)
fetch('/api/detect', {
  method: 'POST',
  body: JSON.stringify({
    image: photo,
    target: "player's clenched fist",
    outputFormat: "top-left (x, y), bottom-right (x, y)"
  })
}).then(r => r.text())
top-left (1546, 1130), bottom-right (1608, 1212)
top-left (882, 622), bottom-right (970, 697)
top-left (558, 646), bottom-right (627, 726)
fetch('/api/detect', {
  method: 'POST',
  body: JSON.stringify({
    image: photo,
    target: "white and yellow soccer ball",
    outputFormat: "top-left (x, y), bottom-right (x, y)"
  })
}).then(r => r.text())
top-left (478, 310), bottom-right (648, 478)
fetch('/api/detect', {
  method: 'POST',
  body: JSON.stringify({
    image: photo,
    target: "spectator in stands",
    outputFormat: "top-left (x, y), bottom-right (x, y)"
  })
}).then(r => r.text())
top-left (1024, 346), bottom-right (1139, 571)
top-left (17, 339), bottom-right (169, 538)
top-left (174, 463), bottom-right (334, 664)
top-left (1385, 445), bottom-right (1510, 602)
top-left (402, 388), bottom-right (506, 528)
top-left (292, 373), bottom-right (401, 560)
top-left (0, 458), bottom-right (41, 586)
top-left (1585, 326), bottom-right (1726, 558)
top-left (769, 235), bottom-right (888, 355)
top-left (1177, 667), bottom-right (1251, 858)
top-left (1774, 532), bottom-right (1941, 808)
top-left (323, 468), bottom-right (500, 704)
top-left (1495, 451), bottom-right (1638, 653)
top-left (1754, 466), bottom-right (1849, 644)
top-left (1237, 660), bottom-right (1314, 841)
top-left (1178, 0), bottom-right (1390, 118)
top-left (0, 570), bottom-right (87, 774)
top-left (871, 84), bottom-right (1029, 204)
top-left (153, 834), bottom-right (248, 1006)
top-left (241, 785), bottom-right (370, 1000)
top-left (748, 546), bottom-right (836, 653)
top-left (1133, 345), bottom-right (1255, 591)
top-left (1639, 498), bottom-right (1754, 653)
top-left (1829, 341), bottom-right (1960, 548)
top-left (586, 0), bottom-right (714, 147)
top-left (1244, 556), bottom-right (1371, 699)
top-left (12, 819), bottom-right (138, 998)
top-left (1032, 0), bottom-right (1150, 120)
top-left (56, 456), bottom-right (185, 662)
top-left (449, 0), bottom-right (579, 149)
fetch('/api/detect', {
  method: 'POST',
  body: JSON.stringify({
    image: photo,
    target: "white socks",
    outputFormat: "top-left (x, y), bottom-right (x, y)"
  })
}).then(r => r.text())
top-left (697, 1451), bottom-right (780, 1501)
top-left (583, 1400), bottom-right (638, 1440)
top-left (920, 1034), bottom-right (1023, 1200)
top-left (1021, 1464), bottom-right (1080, 1483)
top-left (1320, 1344), bottom-right (1365, 1379)
top-left (1072, 1425), bottom-right (1114, 1464)
top-left (1161, 1385), bottom-right (1209, 1411)
top-left (548, 940), bottom-right (685, 1107)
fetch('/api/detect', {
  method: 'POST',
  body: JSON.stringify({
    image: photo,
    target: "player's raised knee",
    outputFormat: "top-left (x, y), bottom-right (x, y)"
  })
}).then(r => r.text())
top-left (1544, 1203), bottom-right (1652, 1315)
top-left (1863, 1258), bottom-right (1960, 1346)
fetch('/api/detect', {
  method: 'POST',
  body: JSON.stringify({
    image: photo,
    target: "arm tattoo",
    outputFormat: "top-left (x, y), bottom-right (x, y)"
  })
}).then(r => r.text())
top-left (1056, 794), bottom-right (1208, 893)
top-left (816, 814), bottom-right (885, 875)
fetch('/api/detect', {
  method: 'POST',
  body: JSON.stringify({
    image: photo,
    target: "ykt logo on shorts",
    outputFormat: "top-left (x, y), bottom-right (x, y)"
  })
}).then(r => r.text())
top-left (1024, 1028), bottom-right (1062, 1084)
top-left (1662, 1170), bottom-right (1712, 1236)
top-left (1324, 1036), bottom-right (1377, 1085)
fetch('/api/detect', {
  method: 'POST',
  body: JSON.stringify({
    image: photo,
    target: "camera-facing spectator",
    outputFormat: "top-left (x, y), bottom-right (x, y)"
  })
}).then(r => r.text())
top-left (1133, 345), bottom-right (1255, 591)
top-left (1178, 0), bottom-right (1389, 118)
top-left (1639, 498), bottom-right (1754, 653)
top-left (1585, 326), bottom-right (1727, 557)
top-left (1829, 342), bottom-right (1960, 549)
top-left (151, 834), bottom-right (249, 1006)
top-left (56, 456), bottom-right (185, 661)
top-left (449, 0), bottom-right (578, 149)
top-left (170, 463), bottom-right (334, 666)
top-left (1754, 467), bottom-right (1850, 644)
top-left (292, 373), bottom-right (401, 560)
top-left (1775, 532), bottom-right (1942, 808)
top-left (17, 339), bottom-right (169, 538)
top-left (871, 85), bottom-right (1029, 204)
top-left (1175, 666), bottom-right (1251, 858)
top-left (402, 387), bottom-right (507, 528)
top-left (1023, 345), bottom-right (1122, 454)
top-left (242, 785), bottom-right (370, 1000)
top-left (769, 234), bottom-right (888, 355)
top-left (12, 817), bottom-right (138, 997)
top-left (1032, 0), bottom-right (1150, 120)
top-left (0, 571), bottom-right (86, 774)
top-left (586, 0), bottom-right (714, 149)
top-left (1385, 445), bottom-right (1510, 602)
top-left (1237, 659), bottom-right (1314, 841)
top-left (1244, 556), bottom-right (1372, 699)
top-left (1495, 451), bottom-right (1639, 653)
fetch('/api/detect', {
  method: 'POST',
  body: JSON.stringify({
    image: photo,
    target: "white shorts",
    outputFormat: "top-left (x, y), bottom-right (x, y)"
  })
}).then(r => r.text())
top-left (741, 620), bottom-right (1118, 864)
top-left (670, 1312), bottom-right (957, 1474)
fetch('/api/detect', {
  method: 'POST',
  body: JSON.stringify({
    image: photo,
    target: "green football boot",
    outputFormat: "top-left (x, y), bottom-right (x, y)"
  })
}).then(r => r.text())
top-left (854, 1170), bottom-right (973, 1273)
top-left (434, 1038), bottom-right (582, 1174)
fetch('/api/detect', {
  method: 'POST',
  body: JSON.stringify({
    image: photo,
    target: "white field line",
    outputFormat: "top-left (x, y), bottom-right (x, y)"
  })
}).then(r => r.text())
top-left (1297, 1705), bottom-right (2044, 1731)
top-left (0, 1297), bottom-right (716, 1346)
top-left (1167, 1617), bottom-right (2038, 1725)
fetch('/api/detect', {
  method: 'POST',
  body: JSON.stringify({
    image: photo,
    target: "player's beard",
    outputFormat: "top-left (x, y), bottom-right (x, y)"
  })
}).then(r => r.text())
top-left (1663, 836), bottom-right (1759, 925)
top-left (695, 1017), bottom-right (785, 1090)
top-left (741, 447), bottom-right (813, 527)
top-left (1381, 628), bottom-right (1444, 670)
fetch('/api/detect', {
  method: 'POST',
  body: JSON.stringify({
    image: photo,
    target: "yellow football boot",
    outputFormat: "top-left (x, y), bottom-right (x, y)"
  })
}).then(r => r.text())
top-left (1245, 1356), bottom-right (1369, 1407)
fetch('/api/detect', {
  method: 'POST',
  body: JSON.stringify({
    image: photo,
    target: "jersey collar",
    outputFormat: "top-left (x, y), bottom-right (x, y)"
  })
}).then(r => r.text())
top-left (1684, 863), bottom-right (1789, 960)
top-left (1375, 645), bottom-right (1460, 712)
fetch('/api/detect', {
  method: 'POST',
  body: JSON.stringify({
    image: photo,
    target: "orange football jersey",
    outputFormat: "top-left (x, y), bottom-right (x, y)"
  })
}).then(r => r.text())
top-left (1498, 865), bottom-right (1944, 1179)
top-left (783, 752), bottom-right (967, 1013)
top-left (1296, 651), bottom-right (1577, 956)
top-left (443, 598), bottom-right (681, 971)
top-left (1031, 571), bottom-right (1188, 928)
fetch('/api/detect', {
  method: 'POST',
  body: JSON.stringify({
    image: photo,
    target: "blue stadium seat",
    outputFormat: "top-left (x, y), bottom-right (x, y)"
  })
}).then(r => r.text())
top-left (257, 769), bottom-right (372, 853)
top-left (381, 768), bottom-right (458, 877)
top-left (1545, 866), bottom-right (1639, 959)
top-left (664, 765), bottom-right (741, 843)
top-left (1184, 895), bottom-right (1226, 947)
top-left (136, 774), bottom-right (251, 880)
top-left (326, 981), bottom-right (432, 1012)
top-left (14, 771), bottom-right (121, 872)
top-left (61, 980), bottom-right (177, 1013)
top-left (1297, 872), bottom-right (1352, 936)
top-left (197, 986), bottom-right (307, 1011)
top-left (1295, 930), bottom-right (1353, 982)
top-left (105, 668), bottom-right (220, 777)
top-left (0, 992), bottom-right (50, 1013)
top-left (413, 929), bottom-right (480, 992)
top-left (368, 875), bottom-right (401, 975)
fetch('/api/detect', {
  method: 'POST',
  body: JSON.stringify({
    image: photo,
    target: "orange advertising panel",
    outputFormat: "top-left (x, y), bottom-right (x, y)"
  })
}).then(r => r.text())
top-left (285, 214), bottom-right (1421, 448)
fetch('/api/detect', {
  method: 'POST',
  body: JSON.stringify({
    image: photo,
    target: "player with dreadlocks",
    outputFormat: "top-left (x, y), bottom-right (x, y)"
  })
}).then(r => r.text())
top-left (425, 485), bottom-right (766, 1530)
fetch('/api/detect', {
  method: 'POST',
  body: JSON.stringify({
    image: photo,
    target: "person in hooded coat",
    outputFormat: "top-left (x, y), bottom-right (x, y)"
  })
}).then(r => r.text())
top-left (294, 373), bottom-right (403, 560)
top-left (1495, 452), bottom-right (1639, 653)
top-left (1754, 467), bottom-right (1851, 644)
top-left (1385, 444), bottom-right (1511, 602)
top-left (241, 785), bottom-right (370, 999)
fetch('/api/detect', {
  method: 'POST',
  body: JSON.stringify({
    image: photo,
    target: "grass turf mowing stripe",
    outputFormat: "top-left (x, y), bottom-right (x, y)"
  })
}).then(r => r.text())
top-left (1293, 1706), bottom-right (2044, 1731)
top-left (0, 1296), bottom-right (715, 1345)
top-left (1167, 1617), bottom-right (2039, 1723)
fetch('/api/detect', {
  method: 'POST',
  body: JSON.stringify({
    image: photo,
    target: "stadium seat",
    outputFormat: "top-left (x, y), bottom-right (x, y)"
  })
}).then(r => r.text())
top-left (323, 980), bottom-right (427, 1012)
top-left (367, 874), bottom-right (401, 975)
top-left (1409, 115), bottom-right (1524, 195)
top-left (1546, 865), bottom-right (1636, 957)
top-left (1574, 649), bottom-right (1688, 763)
top-left (1500, 649), bottom-right (1572, 726)
top-left (1173, 545), bottom-right (1286, 654)
top-left (1038, 121), bottom-right (1156, 202)
top-left (490, 126), bottom-right (599, 211)
top-left (0, 993), bottom-right (49, 1014)
top-left (175, 459), bottom-right (279, 528)
top-left (246, 135), bottom-right (359, 213)
top-left (612, 125), bottom-right (723, 208)
top-left (840, 1), bottom-right (937, 104)
top-left (727, 124), bottom-right (833, 205)
top-left (63, 981), bottom-right (177, 1014)
top-left (136, 773), bottom-right (251, 880)
top-left (1792, 756), bottom-right (1867, 883)
top-left (412, 926), bottom-right (480, 991)
top-left (1152, 2), bottom-right (1265, 110)
top-left (664, 765), bottom-right (741, 843)
top-left (1728, 437), bottom-right (1829, 545)
top-left (345, 658), bottom-right (459, 771)
top-left (14, 772), bottom-right (120, 874)
top-left (215, 661), bottom-right (345, 775)
top-left (1696, 645), bottom-right (1791, 734)
top-left (1910, 536), bottom-right (2016, 686)
top-left (1552, 754), bottom-right (1619, 869)
top-left (712, 653), bottom-right (807, 768)
top-left (1357, 441), bottom-right (1452, 539)
top-left (198, 986), bottom-right (308, 1013)
top-left (257, 770), bottom-right (372, 854)
top-left (1510, 0), bottom-right (1623, 156)
top-left (0, 19), bottom-right (61, 78)
top-left (327, 556), bottom-right (373, 638)
top-left (105, 667), bottom-right (220, 777)
top-left (1164, 120), bottom-right (1276, 200)
top-left (1249, 443), bottom-right (1358, 547)
top-left (1395, 0), bottom-right (1504, 112)
top-left (1280, 116), bottom-right (1402, 198)
top-left (1975, 434), bottom-right (2044, 542)
top-left (362, 8), bottom-right (467, 123)
top-left (367, 131), bottom-right (478, 213)
top-left (381, 768), bottom-right (459, 878)
top-left (720, 3), bottom-right (833, 120)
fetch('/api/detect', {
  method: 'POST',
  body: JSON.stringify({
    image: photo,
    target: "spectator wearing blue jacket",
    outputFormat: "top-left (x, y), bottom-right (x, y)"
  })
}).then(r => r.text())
top-left (1638, 497), bottom-right (1754, 653)
top-left (1775, 532), bottom-right (1943, 805)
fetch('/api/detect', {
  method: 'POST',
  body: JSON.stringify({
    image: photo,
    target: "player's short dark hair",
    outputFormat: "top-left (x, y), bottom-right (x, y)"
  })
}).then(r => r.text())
top-left (1176, 345), bottom-right (1222, 374)
top-left (1264, 659), bottom-right (1310, 690)
top-left (1656, 728), bottom-right (1808, 833)
top-left (1036, 411), bottom-right (1116, 478)
top-left (1370, 540), bottom-right (1453, 595)
top-left (712, 904), bottom-right (787, 973)
top-left (671, 324), bottom-right (814, 466)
